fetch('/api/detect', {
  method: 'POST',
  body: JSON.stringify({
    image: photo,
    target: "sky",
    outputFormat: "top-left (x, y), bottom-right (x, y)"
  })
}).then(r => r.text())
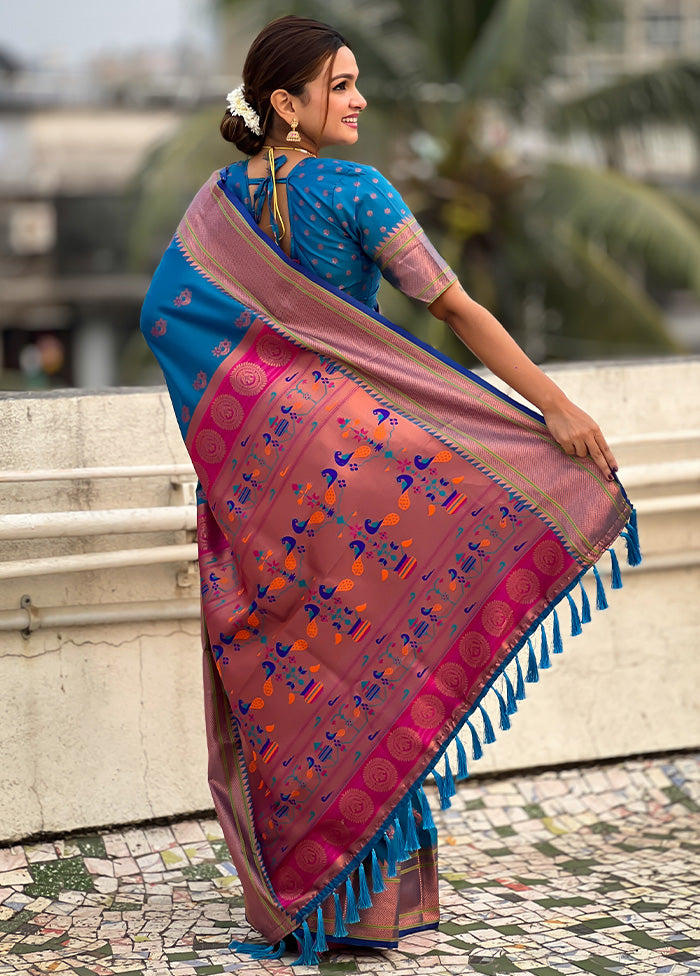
top-left (3, 0), bottom-right (217, 66)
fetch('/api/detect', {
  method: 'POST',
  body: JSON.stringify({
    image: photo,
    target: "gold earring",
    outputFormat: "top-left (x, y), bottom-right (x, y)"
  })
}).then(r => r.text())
top-left (286, 117), bottom-right (301, 143)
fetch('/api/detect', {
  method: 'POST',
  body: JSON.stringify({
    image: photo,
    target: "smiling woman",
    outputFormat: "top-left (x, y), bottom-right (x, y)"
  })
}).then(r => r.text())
top-left (140, 13), bottom-right (639, 969)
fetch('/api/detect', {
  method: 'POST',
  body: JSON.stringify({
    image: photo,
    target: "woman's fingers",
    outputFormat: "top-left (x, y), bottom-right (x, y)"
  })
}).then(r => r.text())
top-left (567, 432), bottom-right (618, 479)
top-left (543, 406), bottom-right (619, 480)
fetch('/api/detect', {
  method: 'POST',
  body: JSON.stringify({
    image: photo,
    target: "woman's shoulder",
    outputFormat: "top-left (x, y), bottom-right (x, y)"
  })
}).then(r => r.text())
top-left (297, 157), bottom-right (389, 185)
top-left (223, 158), bottom-right (248, 177)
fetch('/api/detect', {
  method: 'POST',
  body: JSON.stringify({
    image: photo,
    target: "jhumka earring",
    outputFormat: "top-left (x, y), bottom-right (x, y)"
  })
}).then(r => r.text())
top-left (286, 117), bottom-right (301, 143)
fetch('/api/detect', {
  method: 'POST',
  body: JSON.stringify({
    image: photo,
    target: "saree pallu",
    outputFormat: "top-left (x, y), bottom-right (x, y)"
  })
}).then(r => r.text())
top-left (141, 170), bottom-right (640, 964)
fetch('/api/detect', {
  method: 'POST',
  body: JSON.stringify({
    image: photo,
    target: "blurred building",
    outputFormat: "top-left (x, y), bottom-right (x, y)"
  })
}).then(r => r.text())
top-left (566, 0), bottom-right (700, 86)
top-left (0, 42), bottom-right (223, 390)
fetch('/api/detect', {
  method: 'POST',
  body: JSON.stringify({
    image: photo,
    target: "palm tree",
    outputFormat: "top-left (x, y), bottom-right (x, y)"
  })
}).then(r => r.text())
top-left (130, 0), bottom-right (700, 367)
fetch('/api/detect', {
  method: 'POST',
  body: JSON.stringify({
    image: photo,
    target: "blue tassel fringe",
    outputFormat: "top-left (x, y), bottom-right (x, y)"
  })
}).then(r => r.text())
top-left (393, 815), bottom-right (406, 861)
top-left (371, 847), bottom-right (385, 894)
top-left (293, 920), bottom-right (318, 966)
top-left (229, 938), bottom-right (285, 959)
top-left (404, 802), bottom-right (421, 853)
top-left (566, 592), bottom-right (582, 636)
top-left (333, 891), bottom-right (348, 938)
top-left (455, 734), bottom-right (469, 780)
top-left (314, 905), bottom-right (328, 953)
top-left (479, 703), bottom-right (496, 743)
top-left (417, 785), bottom-right (435, 831)
top-left (503, 670), bottom-right (517, 714)
top-left (622, 509), bottom-right (642, 566)
top-left (385, 829), bottom-right (397, 877)
top-left (467, 719), bottom-right (483, 759)
top-left (610, 548), bottom-right (623, 589)
top-left (493, 688), bottom-right (510, 730)
top-left (579, 579), bottom-right (591, 624)
top-left (592, 564), bottom-right (608, 610)
top-left (526, 638), bottom-right (539, 682)
top-left (345, 877), bottom-right (360, 925)
top-left (552, 609), bottom-right (563, 654)
top-left (357, 861), bottom-right (372, 910)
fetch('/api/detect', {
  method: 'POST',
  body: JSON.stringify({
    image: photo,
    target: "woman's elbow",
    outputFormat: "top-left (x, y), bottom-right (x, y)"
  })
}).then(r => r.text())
top-left (429, 282), bottom-right (474, 324)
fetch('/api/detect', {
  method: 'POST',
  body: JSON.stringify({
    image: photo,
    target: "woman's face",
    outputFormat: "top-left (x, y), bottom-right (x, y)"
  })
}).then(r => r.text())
top-left (296, 46), bottom-right (367, 148)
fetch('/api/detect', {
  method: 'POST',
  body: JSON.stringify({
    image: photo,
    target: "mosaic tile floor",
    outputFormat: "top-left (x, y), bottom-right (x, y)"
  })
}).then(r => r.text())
top-left (0, 753), bottom-right (698, 975)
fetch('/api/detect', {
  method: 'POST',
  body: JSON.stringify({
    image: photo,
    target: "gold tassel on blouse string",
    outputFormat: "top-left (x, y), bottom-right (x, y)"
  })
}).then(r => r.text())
top-left (267, 146), bottom-right (286, 244)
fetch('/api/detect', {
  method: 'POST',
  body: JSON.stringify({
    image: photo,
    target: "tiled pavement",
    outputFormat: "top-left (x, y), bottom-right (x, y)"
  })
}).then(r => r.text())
top-left (0, 753), bottom-right (698, 975)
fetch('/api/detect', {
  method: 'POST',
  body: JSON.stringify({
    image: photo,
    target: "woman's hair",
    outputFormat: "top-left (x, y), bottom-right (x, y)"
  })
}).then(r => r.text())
top-left (221, 15), bottom-right (349, 155)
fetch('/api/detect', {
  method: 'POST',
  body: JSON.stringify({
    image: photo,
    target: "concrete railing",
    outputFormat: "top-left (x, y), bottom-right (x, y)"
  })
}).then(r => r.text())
top-left (1, 359), bottom-right (698, 843)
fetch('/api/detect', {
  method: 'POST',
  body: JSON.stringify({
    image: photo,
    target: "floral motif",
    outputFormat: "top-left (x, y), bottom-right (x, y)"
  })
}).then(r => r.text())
top-left (481, 600), bottom-right (514, 637)
top-left (150, 318), bottom-right (167, 337)
top-left (459, 632), bottom-right (491, 668)
top-left (386, 726), bottom-right (422, 762)
top-left (410, 694), bottom-right (445, 730)
top-left (173, 289), bottom-right (192, 307)
top-left (506, 568), bottom-right (541, 604)
top-left (338, 788), bottom-right (373, 824)
top-left (276, 865), bottom-right (304, 899)
top-left (294, 839), bottom-right (327, 873)
top-left (193, 370), bottom-right (207, 390)
top-left (434, 662), bottom-right (469, 698)
top-left (256, 333), bottom-right (293, 368)
top-left (230, 361), bottom-right (267, 396)
top-left (319, 819), bottom-right (351, 847)
top-left (225, 85), bottom-right (262, 136)
top-left (181, 405), bottom-right (190, 423)
top-left (362, 757), bottom-right (398, 793)
top-left (212, 340), bottom-right (232, 358)
top-left (211, 395), bottom-right (244, 430)
top-left (533, 539), bottom-right (565, 576)
top-left (235, 309), bottom-right (253, 330)
top-left (195, 429), bottom-right (226, 463)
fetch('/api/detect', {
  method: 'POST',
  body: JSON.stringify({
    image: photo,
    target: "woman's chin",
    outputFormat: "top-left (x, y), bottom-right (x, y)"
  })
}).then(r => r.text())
top-left (321, 130), bottom-right (360, 149)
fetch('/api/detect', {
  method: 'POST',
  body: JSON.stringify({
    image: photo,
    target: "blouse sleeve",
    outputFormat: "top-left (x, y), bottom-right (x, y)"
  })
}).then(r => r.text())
top-left (334, 165), bottom-right (457, 304)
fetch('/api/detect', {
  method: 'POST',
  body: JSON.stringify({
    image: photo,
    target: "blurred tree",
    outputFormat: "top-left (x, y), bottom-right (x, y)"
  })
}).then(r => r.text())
top-left (131, 0), bottom-right (700, 369)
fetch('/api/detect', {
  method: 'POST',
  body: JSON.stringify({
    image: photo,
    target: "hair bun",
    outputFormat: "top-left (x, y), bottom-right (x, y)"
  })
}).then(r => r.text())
top-left (220, 111), bottom-right (265, 155)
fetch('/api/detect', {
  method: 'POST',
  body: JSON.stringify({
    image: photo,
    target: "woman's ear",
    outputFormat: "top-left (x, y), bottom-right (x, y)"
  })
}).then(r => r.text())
top-left (270, 89), bottom-right (296, 125)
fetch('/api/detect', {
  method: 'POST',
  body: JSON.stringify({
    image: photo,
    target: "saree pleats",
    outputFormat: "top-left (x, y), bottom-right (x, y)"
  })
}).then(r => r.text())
top-left (141, 170), bottom-right (640, 952)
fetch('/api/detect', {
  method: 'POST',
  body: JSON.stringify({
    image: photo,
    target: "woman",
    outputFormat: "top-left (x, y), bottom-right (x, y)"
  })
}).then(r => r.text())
top-left (141, 15), bottom-right (639, 966)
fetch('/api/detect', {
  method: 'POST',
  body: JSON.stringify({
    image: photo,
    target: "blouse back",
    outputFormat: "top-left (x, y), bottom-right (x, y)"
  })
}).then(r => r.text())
top-left (221, 156), bottom-right (455, 311)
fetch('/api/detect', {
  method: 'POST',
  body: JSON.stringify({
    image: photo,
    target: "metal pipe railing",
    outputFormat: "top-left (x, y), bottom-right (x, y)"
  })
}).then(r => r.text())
top-left (0, 463), bottom-right (194, 483)
top-left (0, 597), bottom-right (201, 634)
top-left (0, 543), bottom-right (198, 581)
top-left (0, 506), bottom-right (196, 540)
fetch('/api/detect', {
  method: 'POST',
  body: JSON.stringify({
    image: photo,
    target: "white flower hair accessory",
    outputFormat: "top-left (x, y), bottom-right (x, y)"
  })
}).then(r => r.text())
top-left (226, 85), bottom-right (262, 136)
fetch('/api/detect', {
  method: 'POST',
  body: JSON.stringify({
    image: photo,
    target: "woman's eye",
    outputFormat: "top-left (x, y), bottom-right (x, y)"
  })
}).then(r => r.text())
top-left (333, 82), bottom-right (347, 91)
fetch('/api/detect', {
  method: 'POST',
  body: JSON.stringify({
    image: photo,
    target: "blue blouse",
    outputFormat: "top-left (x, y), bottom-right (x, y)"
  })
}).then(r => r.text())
top-left (221, 156), bottom-right (456, 312)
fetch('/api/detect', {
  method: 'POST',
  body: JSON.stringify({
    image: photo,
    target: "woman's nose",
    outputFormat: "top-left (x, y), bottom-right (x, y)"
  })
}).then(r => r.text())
top-left (353, 89), bottom-right (367, 111)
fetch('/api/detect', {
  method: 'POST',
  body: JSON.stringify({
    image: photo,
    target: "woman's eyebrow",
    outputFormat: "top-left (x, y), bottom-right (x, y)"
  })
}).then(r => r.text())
top-left (331, 72), bottom-right (356, 81)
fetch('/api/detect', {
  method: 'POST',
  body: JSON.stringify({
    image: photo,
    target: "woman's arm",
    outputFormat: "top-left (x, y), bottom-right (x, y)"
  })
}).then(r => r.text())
top-left (429, 282), bottom-right (618, 479)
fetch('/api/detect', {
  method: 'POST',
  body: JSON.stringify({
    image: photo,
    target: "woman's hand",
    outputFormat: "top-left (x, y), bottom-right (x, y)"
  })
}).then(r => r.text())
top-left (429, 283), bottom-right (618, 479)
top-left (541, 399), bottom-right (618, 480)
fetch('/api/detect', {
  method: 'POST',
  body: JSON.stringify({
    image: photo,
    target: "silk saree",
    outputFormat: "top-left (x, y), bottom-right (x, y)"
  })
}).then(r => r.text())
top-left (141, 168), bottom-right (640, 965)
